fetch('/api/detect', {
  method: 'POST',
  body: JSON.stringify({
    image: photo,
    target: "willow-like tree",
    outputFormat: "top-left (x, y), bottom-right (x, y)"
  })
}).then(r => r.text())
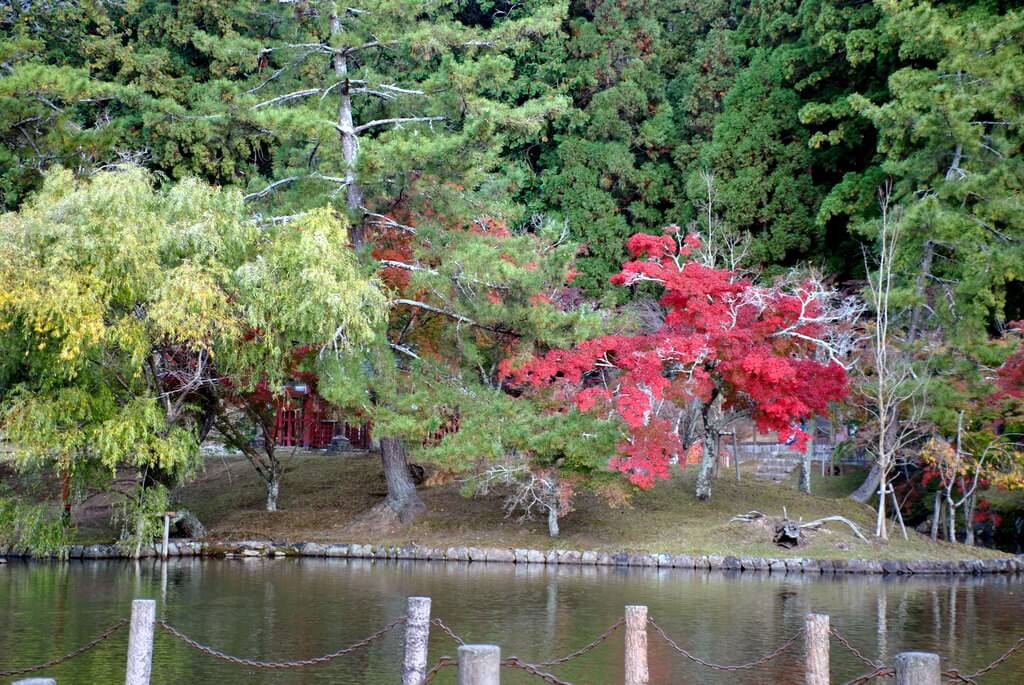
top-left (0, 166), bottom-right (387, 540)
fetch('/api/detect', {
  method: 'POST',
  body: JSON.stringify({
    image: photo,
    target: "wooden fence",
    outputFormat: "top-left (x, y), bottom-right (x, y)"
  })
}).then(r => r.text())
top-left (7, 596), bottom-right (1023, 685)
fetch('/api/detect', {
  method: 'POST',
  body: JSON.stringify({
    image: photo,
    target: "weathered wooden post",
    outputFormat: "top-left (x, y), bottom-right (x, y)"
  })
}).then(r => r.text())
top-left (125, 599), bottom-right (156, 685)
top-left (624, 605), bottom-right (649, 685)
top-left (403, 596), bottom-right (432, 685)
top-left (160, 512), bottom-right (174, 561)
top-left (13, 679), bottom-right (57, 685)
top-left (894, 652), bottom-right (940, 685)
top-left (804, 613), bottom-right (830, 685)
top-left (457, 644), bottom-right (500, 685)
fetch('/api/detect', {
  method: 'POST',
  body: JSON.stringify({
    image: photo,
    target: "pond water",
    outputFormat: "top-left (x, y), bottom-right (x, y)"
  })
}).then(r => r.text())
top-left (2, 559), bottom-right (1023, 684)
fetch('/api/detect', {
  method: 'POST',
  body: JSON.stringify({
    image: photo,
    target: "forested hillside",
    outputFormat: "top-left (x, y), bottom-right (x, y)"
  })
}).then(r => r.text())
top-left (1, 0), bottom-right (1023, 551)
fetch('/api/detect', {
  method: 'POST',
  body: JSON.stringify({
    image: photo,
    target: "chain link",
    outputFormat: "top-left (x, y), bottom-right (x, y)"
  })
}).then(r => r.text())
top-left (502, 656), bottom-right (575, 685)
top-left (421, 655), bottom-right (455, 684)
top-left (942, 669), bottom-right (980, 684)
top-left (953, 635), bottom-right (1024, 682)
top-left (431, 618), bottom-right (467, 646)
top-left (830, 627), bottom-right (885, 670)
top-left (0, 619), bottom-right (129, 678)
top-left (536, 618), bottom-right (624, 667)
top-left (156, 617), bottom-right (404, 669)
top-left (648, 618), bottom-right (803, 672)
top-left (841, 666), bottom-right (895, 685)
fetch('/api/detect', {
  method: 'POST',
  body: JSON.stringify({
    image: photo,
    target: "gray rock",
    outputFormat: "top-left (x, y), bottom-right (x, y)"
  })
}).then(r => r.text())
top-left (325, 544), bottom-right (350, 558)
top-left (740, 556), bottom-right (766, 572)
top-left (466, 547), bottom-right (485, 562)
top-left (526, 549), bottom-right (546, 564)
top-left (707, 555), bottom-right (725, 570)
top-left (488, 548), bottom-right (515, 563)
top-left (845, 559), bottom-right (866, 574)
top-left (654, 553), bottom-right (673, 567)
top-left (559, 550), bottom-right (582, 564)
top-left (580, 550), bottom-right (599, 565)
top-left (670, 555), bottom-right (694, 569)
top-left (546, 550), bottom-right (560, 564)
top-left (768, 559), bottom-right (787, 574)
top-left (721, 556), bottom-right (741, 571)
top-left (595, 552), bottom-right (614, 566)
top-left (612, 552), bottom-right (630, 566)
top-left (784, 558), bottom-right (804, 573)
top-left (513, 548), bottom-right (529, 563)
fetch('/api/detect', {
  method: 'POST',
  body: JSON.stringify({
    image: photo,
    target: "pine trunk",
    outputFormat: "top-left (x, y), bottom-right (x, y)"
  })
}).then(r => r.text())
top-left (379, 437), bottom-right (427, 524)
top-left (331, 5), bottom-right (365, 247)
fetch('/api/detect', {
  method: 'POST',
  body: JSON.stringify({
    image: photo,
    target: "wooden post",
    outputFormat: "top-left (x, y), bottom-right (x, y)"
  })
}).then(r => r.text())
top-left (457, 644), bottom-right (500, 685)
top-left (732, 431), bottom-right (741, 482)
top-left (160, 512), bottom-right (172, 560)
top-left (125, 599), bottom-right (156, 685)
top-left (624, 605), bottom-right (648, 685)
top-left (402, 596), bottom-right (432, 685)
top-left (804, 613), bottom-right (829, 685)
top-left (894, 652), bottom-right (940, 685)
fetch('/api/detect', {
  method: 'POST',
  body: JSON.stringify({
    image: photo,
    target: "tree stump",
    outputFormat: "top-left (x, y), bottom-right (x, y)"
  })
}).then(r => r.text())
top-left (773, 519), bottom-right (802, 548)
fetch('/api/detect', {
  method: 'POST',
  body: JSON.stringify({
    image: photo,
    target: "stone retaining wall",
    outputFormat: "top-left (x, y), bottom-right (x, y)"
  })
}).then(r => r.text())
top-left (2, 541), bottom-right (1021, 575)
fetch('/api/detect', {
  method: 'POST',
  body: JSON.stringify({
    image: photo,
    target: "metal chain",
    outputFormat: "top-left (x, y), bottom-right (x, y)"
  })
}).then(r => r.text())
top-left (648, 618), bottom-right (803, 671)
top-left (421, 656), bottom-right (455, 684)
top-left (953, 635), bottom-right (1024, 682)
top-left (0, 619), bottom-right (129, 678)
top-left (502, 656), bottom-right (575, 685)
top-left (536, 618), bottom-right (624, 667)
top-left (431, 618), bottom-right (467, 646)
top-left (830, 627), bottom-right (885, 670)
top-left (156, 617), bottom-right (404, 669)
top-left (841, 666), bottom-right (895, 685)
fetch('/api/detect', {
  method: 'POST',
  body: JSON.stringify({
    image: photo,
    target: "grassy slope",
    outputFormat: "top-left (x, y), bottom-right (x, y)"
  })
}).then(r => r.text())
top-left (167, 452), bottom-right (1006, 561)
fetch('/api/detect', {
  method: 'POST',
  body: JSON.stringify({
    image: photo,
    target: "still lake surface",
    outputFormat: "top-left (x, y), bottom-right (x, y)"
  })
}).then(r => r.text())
top-left (2, 558), bottom-right (1023, 684)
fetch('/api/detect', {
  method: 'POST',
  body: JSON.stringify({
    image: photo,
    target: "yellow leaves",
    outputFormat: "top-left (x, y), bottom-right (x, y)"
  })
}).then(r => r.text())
top-left (149, 262), bottom-right (240, 353)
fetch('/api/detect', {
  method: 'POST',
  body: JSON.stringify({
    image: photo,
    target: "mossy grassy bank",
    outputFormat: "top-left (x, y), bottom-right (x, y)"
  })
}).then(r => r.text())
top-left (129, 452), bottom-right (1009, 563)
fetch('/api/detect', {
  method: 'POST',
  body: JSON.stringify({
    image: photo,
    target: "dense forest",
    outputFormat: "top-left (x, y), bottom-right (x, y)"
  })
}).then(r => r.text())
top-left (1, 0), bottom-right (1022, 551)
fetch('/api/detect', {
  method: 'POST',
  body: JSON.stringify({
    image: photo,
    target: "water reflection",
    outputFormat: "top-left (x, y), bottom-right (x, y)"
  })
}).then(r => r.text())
top-left (1, 559), bottom-right (1022, 684)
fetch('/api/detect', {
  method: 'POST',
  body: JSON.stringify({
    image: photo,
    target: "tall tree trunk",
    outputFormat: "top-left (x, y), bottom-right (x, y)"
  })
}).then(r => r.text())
top-left (876, 471), bottom-right (889, 540)
top-left (695, 394), bottom-right (719, 501)
top-left (331, 4), bottom-right (365, 248)
top-left (379, 437), bottom-right (426, 523)
top-left (266, 473), bottom-right (280, 512)
top-left (850, 461), bottom-right (882, 503)
top-left (963, 490), bottom-right (978, 546)
top-left (947, 493), bottom-right (956, 543)
top-left (799, 449), bottom-right (812, 495)
top-left (931, 490), bottom-right (942, 541)
top-left (547, 506), bottom-right (560, 538)
top-left (696, 431), bottom-right (717, 500)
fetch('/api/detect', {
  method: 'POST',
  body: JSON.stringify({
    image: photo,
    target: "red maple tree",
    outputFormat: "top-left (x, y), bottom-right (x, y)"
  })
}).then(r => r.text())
top-left (501, 227), bottom-right (852, 500)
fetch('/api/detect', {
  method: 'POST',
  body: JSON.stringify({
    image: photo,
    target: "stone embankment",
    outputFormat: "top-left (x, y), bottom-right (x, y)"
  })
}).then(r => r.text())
top-left (1, 541), bottom-right (1021, 575)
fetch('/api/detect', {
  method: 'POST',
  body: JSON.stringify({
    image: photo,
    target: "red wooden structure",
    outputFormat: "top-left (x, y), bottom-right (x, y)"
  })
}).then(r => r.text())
top-left (271, 385), bottom-right (371, 450)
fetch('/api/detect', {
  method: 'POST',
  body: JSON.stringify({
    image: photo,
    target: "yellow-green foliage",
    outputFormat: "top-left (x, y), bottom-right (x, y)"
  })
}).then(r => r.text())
top-left (0, 166), bottom-right (387, 480)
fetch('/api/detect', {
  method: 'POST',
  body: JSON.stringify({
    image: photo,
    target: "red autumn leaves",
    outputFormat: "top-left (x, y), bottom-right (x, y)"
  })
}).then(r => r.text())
top-left (501, 228), bottom-right (849, 489)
